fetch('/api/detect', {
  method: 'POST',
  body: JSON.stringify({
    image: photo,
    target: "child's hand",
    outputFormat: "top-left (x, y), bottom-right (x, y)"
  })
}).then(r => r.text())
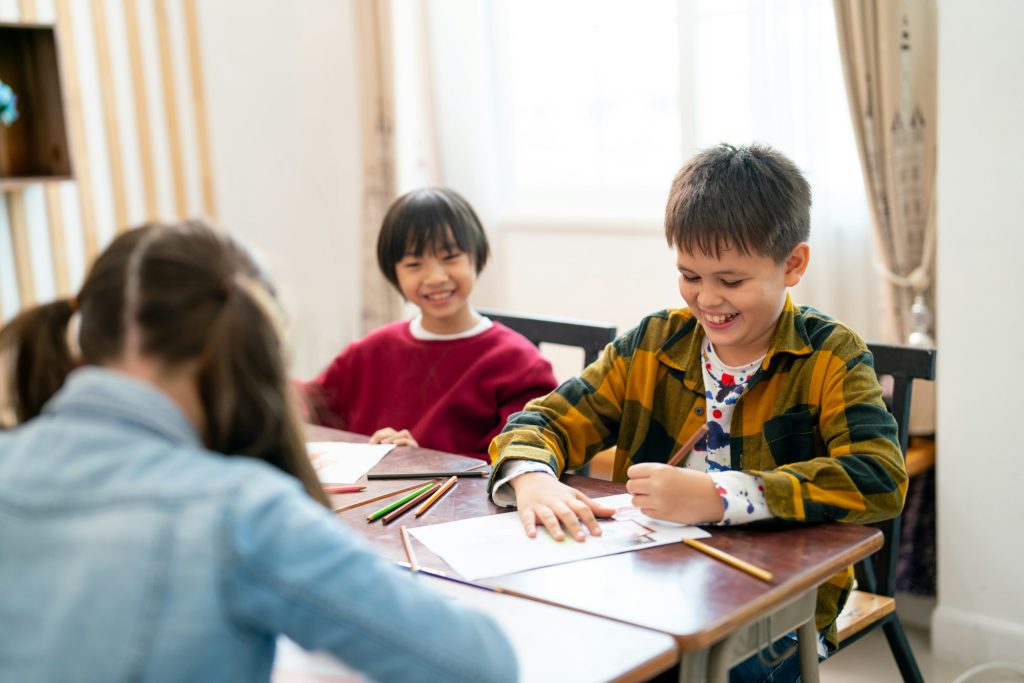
top-left (509, 472), bottom-right (615, 542)
top-left (625, 463), bottom-right (725, 525)
top-left (369, 428), bottom-right (419, 448)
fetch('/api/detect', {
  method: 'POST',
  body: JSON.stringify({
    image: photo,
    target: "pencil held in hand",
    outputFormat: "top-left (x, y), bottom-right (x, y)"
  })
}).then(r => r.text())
top-left (667, 424), bottom-right (710, 467)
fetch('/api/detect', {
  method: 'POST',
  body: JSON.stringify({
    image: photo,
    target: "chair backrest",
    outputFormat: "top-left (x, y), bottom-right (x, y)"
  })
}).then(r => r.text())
top-left (858, 342), bottom-right (937, 598)
top-left (477, 308), bottom-right (617, 368)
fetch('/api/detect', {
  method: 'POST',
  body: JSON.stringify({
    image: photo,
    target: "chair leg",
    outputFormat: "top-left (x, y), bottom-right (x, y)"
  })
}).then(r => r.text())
top-left (882, 616), bottom-right (924, 683)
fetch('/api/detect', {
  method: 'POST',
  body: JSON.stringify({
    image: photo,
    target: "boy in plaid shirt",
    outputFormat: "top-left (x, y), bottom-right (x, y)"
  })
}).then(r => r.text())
top-left (488, 143), bottom-right (906, 662)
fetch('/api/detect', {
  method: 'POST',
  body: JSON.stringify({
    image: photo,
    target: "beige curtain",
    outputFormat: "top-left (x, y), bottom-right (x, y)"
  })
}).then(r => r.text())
top-left (834, 0), bottom-right (937, 434)
top-left (354, 0), bottom-right (402, 334)
top-left (833, 0), bottom-right (937, 342)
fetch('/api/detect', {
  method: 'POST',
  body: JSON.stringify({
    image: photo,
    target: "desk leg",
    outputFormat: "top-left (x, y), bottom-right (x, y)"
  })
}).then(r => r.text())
top-left (699, 588), bottom-right (819, 683)
top-left (677, 649), bottom-right (709, 683)
top-left (797, 617), bottom-right (820, 683)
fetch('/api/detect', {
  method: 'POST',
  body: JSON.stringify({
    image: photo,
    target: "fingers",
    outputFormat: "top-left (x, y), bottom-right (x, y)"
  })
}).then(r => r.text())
top-left (567, 497), bottom-right (603, 538)
top-left (518, 508), bottom-right (538, 538)
top-left (534, 506), bottom-right (568, 541)
top-left (368, 428), bottom-right (418, 447)
top-left (625, 478), bottom-right (640, 495)
top-left (627, 462), bottom-right (661, 478)
top-left (512, 479), bottom-right (608, 542)
top-left (368, 427), bottom-right (394, 444)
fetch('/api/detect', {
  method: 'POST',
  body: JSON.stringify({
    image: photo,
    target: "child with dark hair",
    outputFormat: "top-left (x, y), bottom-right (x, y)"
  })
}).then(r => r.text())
top-left (0, 220), bottom-right (517, 682)
top-left (307, 187), bottom-right (557, 460)
top-left (489, 144), bottom-right (907, 680)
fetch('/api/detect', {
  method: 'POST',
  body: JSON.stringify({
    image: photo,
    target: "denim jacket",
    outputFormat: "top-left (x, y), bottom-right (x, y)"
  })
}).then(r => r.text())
top-left (0, 368), bottom-right (517, 682)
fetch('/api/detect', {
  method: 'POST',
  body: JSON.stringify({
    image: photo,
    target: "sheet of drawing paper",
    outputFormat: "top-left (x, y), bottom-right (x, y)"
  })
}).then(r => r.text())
top-left (409, 493), bottom-right (710, 580)
top-left (306, 442), bottom-right (395, 484)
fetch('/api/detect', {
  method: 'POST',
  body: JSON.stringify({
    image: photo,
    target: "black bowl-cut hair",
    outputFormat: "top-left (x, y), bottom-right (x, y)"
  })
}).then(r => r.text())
top-left (376, 187), bottom-right (490, 289)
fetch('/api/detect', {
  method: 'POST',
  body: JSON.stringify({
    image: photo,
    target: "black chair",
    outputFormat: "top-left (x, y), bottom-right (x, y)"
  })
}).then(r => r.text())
top-left (833, 342), bottom-right (936, 683)
top-left (477, 308), bottom-right (617, 368)
top-left (478, 308), bottom-right (617, 477)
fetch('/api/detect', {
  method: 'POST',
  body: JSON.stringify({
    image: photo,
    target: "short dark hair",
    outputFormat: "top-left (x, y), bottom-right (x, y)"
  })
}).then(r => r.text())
top-left (664, 143), bottom-right (811, 262)
top-left (376, 187), bottom-right (490, 289)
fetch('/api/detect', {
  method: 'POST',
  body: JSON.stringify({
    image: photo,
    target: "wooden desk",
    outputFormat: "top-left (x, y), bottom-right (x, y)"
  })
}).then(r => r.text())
top-left (311, 426), bottom-right (883, 683)
top-left (274, 572), bottom-right (678, 683)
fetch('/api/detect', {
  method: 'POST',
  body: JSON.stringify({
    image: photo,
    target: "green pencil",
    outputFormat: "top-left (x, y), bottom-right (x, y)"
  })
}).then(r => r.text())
top-left (366, 482), bottom-right (436, 523)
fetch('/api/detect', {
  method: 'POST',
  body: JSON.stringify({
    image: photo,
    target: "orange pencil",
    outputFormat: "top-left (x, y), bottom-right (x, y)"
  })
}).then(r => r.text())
top-left (332, 483), bottom-right (424, 514)
top-left (414, 475), bottom-right (459, 517)
top-left (381, 482), bottom-right (441, 525)
top-left (666, 424), bottom-right (710, 467)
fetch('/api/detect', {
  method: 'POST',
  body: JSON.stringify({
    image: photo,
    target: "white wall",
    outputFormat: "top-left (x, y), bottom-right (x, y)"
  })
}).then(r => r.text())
top-left (197, 0), bottom-right (362, 378)
top-left (932, 0), bottom-right (1024, 664)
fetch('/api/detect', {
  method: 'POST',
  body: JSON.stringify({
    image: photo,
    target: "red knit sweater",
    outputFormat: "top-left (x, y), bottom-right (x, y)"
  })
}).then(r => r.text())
top-left (308, 321), bottom-right (558, 460)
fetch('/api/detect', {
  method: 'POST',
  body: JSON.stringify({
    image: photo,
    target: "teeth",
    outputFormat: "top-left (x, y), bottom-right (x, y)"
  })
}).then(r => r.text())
top-left (705, 312), bottom-right (737, 324)
top-left (425, 291), bottom-right (453, 301)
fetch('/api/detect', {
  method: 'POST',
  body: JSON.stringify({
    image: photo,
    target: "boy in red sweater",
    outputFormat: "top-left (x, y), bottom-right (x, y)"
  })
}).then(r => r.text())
top-left (306, 188), bottom-right (557, 460)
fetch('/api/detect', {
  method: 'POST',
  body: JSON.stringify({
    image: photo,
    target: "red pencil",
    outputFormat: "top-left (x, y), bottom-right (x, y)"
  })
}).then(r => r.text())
top-left (325, 485), bottom-right (367, 494)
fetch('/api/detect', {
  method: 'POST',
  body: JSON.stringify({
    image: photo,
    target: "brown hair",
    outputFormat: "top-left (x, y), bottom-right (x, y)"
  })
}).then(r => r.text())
top-left (0, 220), bottom-right (329, 507)
top-left (664, 143), bottom-right (811, 262)
top-left (376, 187), bottom-right (490, 290)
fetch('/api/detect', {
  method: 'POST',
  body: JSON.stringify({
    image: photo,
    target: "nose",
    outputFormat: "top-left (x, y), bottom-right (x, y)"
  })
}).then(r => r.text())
top-left (696, 285), bottom-right (723, 309)
top-left (424, 259), bottom-right (449, 285)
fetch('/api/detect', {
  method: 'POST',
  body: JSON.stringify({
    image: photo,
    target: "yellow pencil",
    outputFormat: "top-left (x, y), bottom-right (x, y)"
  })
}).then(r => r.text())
top-left (414, 475), bottom-right (459, 517)
top-left (683, 538), bottom-right (773, 583)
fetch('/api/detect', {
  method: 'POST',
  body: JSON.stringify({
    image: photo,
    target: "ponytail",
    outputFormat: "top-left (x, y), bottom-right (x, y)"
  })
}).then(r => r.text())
top-left (0, 298), bottom-right (77, 424)
top-left (195, 279), bottom-right (329, 508)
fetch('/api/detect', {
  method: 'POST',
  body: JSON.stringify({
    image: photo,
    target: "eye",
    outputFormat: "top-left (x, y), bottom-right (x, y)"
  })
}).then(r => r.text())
top-left (721, 279), bottom-right (744, 288)
top-left (443, 251), bottom-right (464, 261)
top-left (401, 260), bottom-right (421, 269)
top-left (680, 274), bottom-right (700, 283)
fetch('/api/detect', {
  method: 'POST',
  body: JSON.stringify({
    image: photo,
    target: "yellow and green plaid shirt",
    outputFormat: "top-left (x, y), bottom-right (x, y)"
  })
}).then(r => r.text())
top-left (488, 295), bottom-right (907, 649)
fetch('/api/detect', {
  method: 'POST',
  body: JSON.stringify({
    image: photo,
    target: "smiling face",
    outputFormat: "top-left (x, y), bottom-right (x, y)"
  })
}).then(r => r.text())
top-left (395, 239), bottom-right (478, 335)
top-left (676, 243), bottom-right (809, 366)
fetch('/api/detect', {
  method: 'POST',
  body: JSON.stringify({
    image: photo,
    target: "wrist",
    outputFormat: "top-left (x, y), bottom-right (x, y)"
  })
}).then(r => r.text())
top-left (696, 473), bottom-right (725, 523)
top-left (509, 470), bottom-right (551, 493)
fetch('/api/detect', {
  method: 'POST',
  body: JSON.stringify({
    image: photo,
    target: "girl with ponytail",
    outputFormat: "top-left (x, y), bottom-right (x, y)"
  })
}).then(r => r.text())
top-left (0, 221), bottom-right (516, 682)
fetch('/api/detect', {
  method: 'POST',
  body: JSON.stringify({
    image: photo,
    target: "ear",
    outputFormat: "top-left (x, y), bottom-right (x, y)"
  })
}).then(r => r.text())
top-left (783, 242), bottom-right (810, 287)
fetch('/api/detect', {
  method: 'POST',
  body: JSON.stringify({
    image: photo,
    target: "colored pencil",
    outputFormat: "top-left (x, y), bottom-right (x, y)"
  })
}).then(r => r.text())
top-left (381, 482), bottom-right (442, 525)
top-left (332, 483), bottom-right (425, 514)
top-left (683, 538), bottom-right (774, 583)
top-left (666, 424), bottom-right (710, 467)
top-left (414, 476), bottom-right (459, 517)
top-left (324, 485), bottom-right (367, 494)
top-left (367, 470), bottom-right (488, 480)
top-left (400, 526), bottom-right (419, 572)
top-left (366, 482), bottom-right (437, 522)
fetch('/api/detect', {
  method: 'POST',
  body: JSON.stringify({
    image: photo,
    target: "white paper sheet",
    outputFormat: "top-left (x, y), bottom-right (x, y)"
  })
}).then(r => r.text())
top-left (409, 493), bottom-right (710, 580)
top-left (274, 636), bottom-right (357, 678)
top-left (306, 442), bottom-right (395, 485)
